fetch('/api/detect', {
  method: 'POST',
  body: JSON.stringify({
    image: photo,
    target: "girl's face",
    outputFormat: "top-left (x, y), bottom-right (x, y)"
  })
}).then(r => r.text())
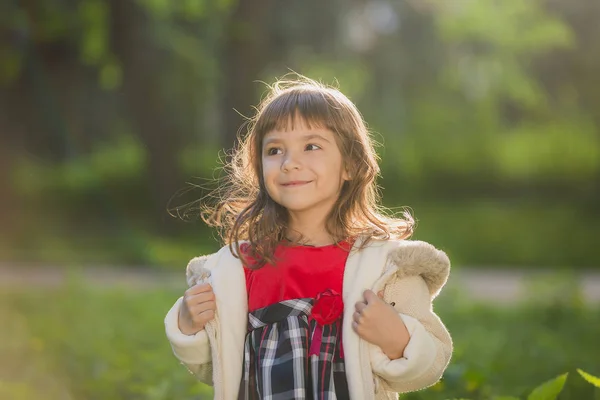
top-left (261, 118), bottom-right (349, 219)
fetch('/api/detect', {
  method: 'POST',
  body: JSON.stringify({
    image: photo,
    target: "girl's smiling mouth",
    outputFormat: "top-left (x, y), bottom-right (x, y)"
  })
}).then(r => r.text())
top-left (281, 180), bottom-right (312, 187)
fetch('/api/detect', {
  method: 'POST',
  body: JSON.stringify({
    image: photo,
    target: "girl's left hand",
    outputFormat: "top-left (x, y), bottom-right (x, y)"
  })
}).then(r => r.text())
top-left (352, 289), bottom-right (410, 360)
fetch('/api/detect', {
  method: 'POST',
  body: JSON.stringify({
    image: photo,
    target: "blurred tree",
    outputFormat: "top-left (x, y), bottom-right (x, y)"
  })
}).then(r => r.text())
top-left (110, 0), bottom-right (186, 231)
top-left (220, 0), bottom-right (273, 147)
top-left (0, 0), bottom-right (599, 265)
top-left (0, 0), bottom-right (236, 232)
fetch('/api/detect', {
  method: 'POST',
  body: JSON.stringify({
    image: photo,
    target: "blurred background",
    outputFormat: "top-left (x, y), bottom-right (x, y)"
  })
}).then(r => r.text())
top-left (1, 0), bottom-right (599, 399)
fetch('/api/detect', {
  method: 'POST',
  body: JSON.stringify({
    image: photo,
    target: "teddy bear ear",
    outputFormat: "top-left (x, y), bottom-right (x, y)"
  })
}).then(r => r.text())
top-left (389, 240), bottom-right (451, 299)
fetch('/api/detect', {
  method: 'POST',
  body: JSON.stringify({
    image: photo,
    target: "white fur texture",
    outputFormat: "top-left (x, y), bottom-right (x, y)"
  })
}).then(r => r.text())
top-left (388, 240), bottom-right (451, 298)
top-left (186, 255), bottom-right (211, 287)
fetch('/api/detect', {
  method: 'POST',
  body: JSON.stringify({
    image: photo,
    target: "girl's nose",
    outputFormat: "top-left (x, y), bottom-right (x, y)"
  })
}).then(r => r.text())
top-left (281, 152), bottom-right (301, 172)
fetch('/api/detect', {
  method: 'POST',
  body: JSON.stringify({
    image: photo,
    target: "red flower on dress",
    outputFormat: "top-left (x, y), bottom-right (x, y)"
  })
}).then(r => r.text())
top-left (311, 289), bottom-right (344, 325)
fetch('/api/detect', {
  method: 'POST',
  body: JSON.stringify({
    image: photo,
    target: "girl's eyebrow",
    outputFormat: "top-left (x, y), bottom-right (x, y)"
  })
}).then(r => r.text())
top-left (302, 133), bottom-right (331, 143)
top-left (263, 133), bottom-right (331, 146)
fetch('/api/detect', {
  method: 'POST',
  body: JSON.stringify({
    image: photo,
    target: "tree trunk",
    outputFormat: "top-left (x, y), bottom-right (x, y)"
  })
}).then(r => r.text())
top-left (109, 0), bottom-right (184, 232)
top-left (220, 0), bottom-right (273, 148)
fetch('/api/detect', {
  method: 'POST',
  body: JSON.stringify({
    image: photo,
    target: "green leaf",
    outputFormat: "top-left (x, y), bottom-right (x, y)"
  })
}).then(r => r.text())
top-left (100, 59), bottom-right (122, 91)
top-left (577, 369), bottom-right (600, 388)
top-left (493, 397), bottom-right (521, 400)
top-left (527, 373), bottom-right (568, 400)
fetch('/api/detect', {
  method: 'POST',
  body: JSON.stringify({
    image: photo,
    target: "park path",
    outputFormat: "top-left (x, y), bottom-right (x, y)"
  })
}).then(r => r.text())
top-left (1, 265), bottom-right (599, 304)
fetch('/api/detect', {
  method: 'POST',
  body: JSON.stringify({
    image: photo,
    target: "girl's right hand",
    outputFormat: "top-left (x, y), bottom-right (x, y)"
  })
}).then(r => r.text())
top-left (178, 283), bottom-right (216, 335)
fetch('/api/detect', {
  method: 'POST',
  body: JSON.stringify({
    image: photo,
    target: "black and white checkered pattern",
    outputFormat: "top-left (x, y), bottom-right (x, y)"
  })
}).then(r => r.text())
top-left (238, 298), bottom-right (349, 400)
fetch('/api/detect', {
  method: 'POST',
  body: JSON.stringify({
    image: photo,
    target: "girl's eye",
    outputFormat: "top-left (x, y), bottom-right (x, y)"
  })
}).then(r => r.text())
top-left (305, 144), bottom-right (321, 151)
top-left (266, 147), bottom-right (282, 156)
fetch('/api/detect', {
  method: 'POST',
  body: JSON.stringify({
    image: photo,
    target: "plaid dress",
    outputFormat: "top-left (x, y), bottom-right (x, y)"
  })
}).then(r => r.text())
top-left (239, 241), bottom-right (353, 400)
top-left (238, 297), bottom-right (349, 400)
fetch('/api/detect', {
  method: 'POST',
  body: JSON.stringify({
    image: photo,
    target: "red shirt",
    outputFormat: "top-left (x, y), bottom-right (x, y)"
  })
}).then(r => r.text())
top-left (243, 241), bottom-right (352, 312)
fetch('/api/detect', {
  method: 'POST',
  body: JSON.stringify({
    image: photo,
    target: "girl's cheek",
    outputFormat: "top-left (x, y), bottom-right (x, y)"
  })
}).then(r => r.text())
top-left (262, 159), bottom-right (277, 171)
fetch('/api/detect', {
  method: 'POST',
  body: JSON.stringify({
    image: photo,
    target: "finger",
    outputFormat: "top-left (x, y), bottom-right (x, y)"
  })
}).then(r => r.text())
top-left (191, 300), bottom-right (216, 316)
top-left (363, 289), bottom-right (379, 304)
top-left (354, 301), bottom-right (367, 314)
top-left (377, 290), bottom-right (384, 298)
top-left (184, 292), bottom-right (215, 312)
top-left (188, 291), bottom-right (216, 304)
top-left (353, 311), bottom-right (362, 325)
top-left (201, 309), bottom-right (215, 321)
top-left (186, 283), bottom-right (213, 296)
top-left (192, 308), bottom-right (215, 326)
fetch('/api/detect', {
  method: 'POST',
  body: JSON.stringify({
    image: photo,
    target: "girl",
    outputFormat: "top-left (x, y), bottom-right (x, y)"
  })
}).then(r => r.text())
top-left (165, 77), bottom-right (452, 400)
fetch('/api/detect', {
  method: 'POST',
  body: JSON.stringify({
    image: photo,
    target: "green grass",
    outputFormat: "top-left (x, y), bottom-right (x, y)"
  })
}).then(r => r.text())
top-left (1, 282), bottom-right (598, 400)
top-left (0, 283), bottom-right (213, 400)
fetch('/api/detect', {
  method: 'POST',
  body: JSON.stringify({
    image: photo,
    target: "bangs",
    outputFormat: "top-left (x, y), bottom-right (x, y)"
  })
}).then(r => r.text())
top-left (254, 88), bottom-right (337, 135)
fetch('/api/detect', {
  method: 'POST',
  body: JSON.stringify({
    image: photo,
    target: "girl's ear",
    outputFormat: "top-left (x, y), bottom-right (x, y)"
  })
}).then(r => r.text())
top-left (342, 164), bottom-right (352, 181)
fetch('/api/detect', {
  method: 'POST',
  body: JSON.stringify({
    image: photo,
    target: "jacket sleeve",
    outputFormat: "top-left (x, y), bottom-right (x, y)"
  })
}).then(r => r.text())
top-left (164, 256), bottom-right (215, 385)
top-left (164, 297), bottom-right (213, 384)
top-left (370, 274), bottom-right (452, 393)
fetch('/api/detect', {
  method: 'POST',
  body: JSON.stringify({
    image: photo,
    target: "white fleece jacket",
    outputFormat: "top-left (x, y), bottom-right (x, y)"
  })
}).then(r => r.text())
top-left (165, 238), bottom-right (453, 399)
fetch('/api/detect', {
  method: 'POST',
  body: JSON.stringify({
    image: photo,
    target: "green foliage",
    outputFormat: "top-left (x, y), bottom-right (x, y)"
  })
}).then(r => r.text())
top-left (436, 0), bottom-right (573, 107)
top-left (577, 369), bottom-right (600, 388)
top-left (493, 117), bottom-right (600, 180)
top-left (403, 295), bottom-right (600, 399)
top-left (0, 285), bottom-right (214, 400)
top-left (78, 0), bottom-right (110, 66)
top-left (440, 370), bottom-right (600, 400)
top-left (527, 373), bottom-right (568, 400)
top-left (2, 0), bottom-right (600, 270)
top-left (404, 202), bottom-right (600, 268)
top-left (12, 133), bottom-right (146, 197)
top-left (273, 58), bottom-right (372, 102)
top-left (1, 285), bottom-right (599, 400)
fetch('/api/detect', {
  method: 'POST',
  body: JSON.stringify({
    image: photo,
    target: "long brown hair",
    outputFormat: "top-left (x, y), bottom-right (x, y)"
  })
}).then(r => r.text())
top-left (201, 76), bottom-right (414, 267)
